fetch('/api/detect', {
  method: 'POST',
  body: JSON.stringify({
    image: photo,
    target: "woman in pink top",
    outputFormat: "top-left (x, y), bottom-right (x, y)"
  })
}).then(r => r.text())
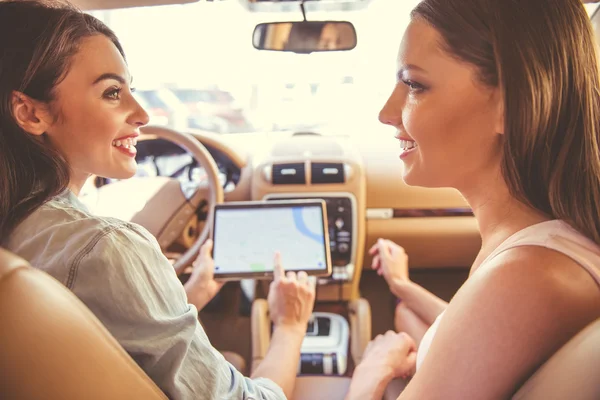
top-left (347, 0), bottom-right (600, 399)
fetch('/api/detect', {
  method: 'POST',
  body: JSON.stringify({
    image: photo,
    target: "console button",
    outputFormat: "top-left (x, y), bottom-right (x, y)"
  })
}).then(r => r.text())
top-left (300, 353), bottom-right (324, 374)
top-left (332, 353), bottom-right (338, 375)
top-left (306, 319), bottom-right (316, 335)
top-left (316, 317), bottom-right (331, 336)
top-left (338, 243), bottom-right (350, 253)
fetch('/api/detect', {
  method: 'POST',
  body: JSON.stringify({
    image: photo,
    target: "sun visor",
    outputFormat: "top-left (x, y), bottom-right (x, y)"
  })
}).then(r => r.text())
top-left (72, 0), bottom-right (198, 11)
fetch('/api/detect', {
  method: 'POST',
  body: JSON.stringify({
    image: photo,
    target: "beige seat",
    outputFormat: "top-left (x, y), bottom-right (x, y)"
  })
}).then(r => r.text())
top-left (512, 317), bottom-right (600, 400)
top-left (1, 248), bottom-right (598, 399)
top-left (0, 248), bottom-right (243, 399)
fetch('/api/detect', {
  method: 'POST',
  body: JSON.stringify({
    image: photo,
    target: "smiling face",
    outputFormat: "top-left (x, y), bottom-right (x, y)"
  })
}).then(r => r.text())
top-left (44, 34), bottom-right (149, 189)
top-left (378, 19), bottom-right (504, 190)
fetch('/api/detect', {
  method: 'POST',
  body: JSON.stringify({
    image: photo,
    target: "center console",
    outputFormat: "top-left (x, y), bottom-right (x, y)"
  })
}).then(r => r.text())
top-left (250, 136), bottom-right (370, 391)
top-left (298, 313), bottom-right (349, 376)
top-left (263, 193), bottom-right (357, 283)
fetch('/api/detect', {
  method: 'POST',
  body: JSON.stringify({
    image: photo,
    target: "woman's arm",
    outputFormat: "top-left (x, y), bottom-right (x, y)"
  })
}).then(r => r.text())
top-left (370, 239), bottom-right (448, 325)
top-left (390, 280), bottom-right (448, 325)
top-left (345, 331), bottom-right (417, 400)
top-left (74, 224), bottom-right (290, 400)
top-left (398, 246), bottom-right (600, 399)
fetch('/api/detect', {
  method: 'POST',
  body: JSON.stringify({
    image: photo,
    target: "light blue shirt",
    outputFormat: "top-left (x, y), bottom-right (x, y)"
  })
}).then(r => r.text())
top-left (4, 190), bottom-right (285, 400)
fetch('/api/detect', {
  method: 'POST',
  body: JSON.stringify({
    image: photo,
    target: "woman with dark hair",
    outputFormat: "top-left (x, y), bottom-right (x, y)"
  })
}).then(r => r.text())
top-left (347, 0), bottom-right (600, 398)
top-left (0, 1), bottom-right (323, 399)
top-left (0, 1), bottom-right (416, 398)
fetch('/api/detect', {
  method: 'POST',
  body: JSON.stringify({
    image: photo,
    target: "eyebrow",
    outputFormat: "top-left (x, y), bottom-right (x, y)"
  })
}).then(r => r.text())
top-left (93, 73), bottom-right (133, 85)
top-left (397, 64), bottom-right (427, 79)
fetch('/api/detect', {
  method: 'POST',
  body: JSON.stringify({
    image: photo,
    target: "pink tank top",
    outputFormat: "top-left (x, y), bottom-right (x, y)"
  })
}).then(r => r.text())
top-left (415, 220), bottom-right (600, 370)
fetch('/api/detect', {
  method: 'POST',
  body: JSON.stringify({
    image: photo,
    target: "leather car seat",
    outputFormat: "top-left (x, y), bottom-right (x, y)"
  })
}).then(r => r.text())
top-left (0, 248), bottom-right (243, 399)
top-left (1, 248), bottom-right (598, 399)
top-left (512, 316), bottom-right (600, 400)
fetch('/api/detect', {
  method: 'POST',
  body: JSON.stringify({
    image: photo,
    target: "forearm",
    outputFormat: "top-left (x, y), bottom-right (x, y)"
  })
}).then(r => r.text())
top-left (391, 280), bottom-right (447, 325)
top-left (345, 364), bottom-right (394, 400)
top-left (183, 283), bottom-right (209, 310)
top-left (251, 324), bottom-right (305, 399)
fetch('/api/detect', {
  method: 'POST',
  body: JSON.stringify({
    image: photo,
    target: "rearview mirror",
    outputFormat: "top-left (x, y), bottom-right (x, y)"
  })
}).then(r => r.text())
top-left (252, 21), bottom-right (357, 53)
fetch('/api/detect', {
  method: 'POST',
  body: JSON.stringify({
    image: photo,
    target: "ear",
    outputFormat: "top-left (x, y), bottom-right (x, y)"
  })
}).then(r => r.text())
top-left (493, 87), bottom-right (505, 135)
top-left (11, 91), bottom-right (52, 136)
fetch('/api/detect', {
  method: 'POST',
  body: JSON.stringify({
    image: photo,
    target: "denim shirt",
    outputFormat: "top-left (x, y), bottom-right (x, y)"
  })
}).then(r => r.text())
top-left (5, 190), bottom-right (284, 400)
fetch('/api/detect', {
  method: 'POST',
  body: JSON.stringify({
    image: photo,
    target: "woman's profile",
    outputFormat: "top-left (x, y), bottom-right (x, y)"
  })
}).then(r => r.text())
top-left (347, 0), bottom-right (600, 398)
top-left (0, 1), bottom-right (320, 399)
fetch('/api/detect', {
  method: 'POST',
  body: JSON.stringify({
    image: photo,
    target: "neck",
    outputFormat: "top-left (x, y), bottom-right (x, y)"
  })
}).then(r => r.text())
top-left (459, 166), bottom-right (550, 263)
top-left (68, 170), bottom-right (91, 197)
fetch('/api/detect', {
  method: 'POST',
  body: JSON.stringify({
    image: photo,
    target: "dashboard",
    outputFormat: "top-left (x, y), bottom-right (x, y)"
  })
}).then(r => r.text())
top-left (104, 129), bottom-right (481, 301)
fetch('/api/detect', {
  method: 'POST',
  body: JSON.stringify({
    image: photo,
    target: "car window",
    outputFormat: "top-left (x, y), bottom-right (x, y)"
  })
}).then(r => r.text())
top-left (91, 1), bottom-right (598, 138)
top-left (89, 0), bottom-right (419, 137)
top-left (173, 89), bottom-right (216, 103)
top-left (588, 4), bottom-right (600, 44)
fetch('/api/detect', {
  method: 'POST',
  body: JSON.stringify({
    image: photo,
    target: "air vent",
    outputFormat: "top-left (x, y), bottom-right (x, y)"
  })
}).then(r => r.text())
top-left (311, 162), bottom-right (345, 184)
top-left (272, 163), bottom-right (306, 185)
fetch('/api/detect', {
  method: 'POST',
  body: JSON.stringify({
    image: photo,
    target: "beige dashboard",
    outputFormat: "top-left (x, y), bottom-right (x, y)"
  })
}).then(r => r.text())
top-left (187, 130), bottom-right (481, 280)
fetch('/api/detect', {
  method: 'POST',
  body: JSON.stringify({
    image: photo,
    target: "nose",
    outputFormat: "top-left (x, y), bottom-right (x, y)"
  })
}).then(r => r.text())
top-left (378, 86), bottom-right (404, 127)
top-left (128, 95), bottom-right (150, 127)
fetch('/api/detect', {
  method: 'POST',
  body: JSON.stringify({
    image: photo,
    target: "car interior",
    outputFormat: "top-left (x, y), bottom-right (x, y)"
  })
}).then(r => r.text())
top-left (1, 0), bottom-right (599, 399)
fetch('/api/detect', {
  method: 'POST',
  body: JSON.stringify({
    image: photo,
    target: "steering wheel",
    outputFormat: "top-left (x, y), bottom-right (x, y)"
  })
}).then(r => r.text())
top-left (92, 125), bottom-right (224, 275)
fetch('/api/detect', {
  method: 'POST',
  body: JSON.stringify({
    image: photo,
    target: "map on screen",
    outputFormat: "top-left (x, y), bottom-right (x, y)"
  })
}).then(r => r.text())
top-left (213, 203), bottom-right (328, 275)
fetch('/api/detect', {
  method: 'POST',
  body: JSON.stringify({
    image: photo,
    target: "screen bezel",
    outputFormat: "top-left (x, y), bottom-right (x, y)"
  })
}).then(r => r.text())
top-left (212, 199), bottom-right (332, 280)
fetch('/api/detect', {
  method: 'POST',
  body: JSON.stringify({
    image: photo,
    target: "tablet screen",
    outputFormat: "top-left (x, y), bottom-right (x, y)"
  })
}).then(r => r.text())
top-left (212, 200), bottom-right (331, 279)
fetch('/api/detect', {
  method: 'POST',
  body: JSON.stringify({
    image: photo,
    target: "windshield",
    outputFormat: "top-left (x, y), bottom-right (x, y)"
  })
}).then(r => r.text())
top-left (89, 0), bottom-right (419, 136)
top-left (91, 1), bottom-right (600, 137)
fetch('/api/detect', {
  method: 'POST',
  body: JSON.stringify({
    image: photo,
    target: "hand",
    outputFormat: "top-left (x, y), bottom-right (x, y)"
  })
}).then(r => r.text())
top-left (361, 331), bottom-right (417, 380)
top-left (184, 239), bottom-right (224, 310)
top-left (369, 238), bottom-right (410, 287)
top-left (267, 252), bottom-right (316, 333)
top-left (345, 331), bottom-right (417, 400)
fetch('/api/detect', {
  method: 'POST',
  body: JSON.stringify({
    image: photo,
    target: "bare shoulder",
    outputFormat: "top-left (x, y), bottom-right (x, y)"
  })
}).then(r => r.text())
top-left (400, 245), bottom-right (600, 399)
top-left (481, 245), bottom-right (600, 308)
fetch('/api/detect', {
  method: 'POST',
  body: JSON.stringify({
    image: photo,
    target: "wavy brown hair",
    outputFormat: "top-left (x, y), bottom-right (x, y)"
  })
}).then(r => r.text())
top-left (0, 0), bottom-right (124, 243)
top-left (413, 0), bottom-right (600, 244)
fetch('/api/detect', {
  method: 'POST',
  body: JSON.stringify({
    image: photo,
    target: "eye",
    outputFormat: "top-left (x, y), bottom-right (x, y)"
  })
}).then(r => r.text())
top-left (130, 87), bottom-right (137, 93)
top-left (104, 87), bottom-right (122, 100)
top-left (401, 79), bottom-right (426, 93)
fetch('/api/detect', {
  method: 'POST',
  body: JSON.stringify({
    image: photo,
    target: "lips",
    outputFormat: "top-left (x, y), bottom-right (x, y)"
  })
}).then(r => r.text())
top-left (114, 133), bottom-right (139, 141)
top-left (112, 134), bottom-right (138, 158)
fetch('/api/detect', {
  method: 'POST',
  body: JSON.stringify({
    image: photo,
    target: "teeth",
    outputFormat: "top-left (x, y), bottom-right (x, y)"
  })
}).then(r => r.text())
top-left (400, 139), bottom-right (418, 150)
top-left (112, 137), bottom-right (137, 150)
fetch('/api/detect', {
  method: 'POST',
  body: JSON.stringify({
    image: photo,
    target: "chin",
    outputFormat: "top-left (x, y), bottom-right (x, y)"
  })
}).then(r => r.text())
top-left (117, 169), bottom-right (137, 180)
top-left (402, 167), bottom-right (446, 189)
top-left (108, 164), bottom-right (138, 180)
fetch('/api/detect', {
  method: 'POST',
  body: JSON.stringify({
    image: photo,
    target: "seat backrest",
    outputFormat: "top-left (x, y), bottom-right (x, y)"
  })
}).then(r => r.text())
top-left (512, 317), bottom-right (600, 400)
top-left (0, 248), bottom-right (167, 400)
top-left (381, 320), bottom-right (600, 400)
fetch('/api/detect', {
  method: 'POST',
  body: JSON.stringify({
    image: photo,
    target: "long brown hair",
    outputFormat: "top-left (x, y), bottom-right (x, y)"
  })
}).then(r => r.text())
top-left (0, 0), bottom-right (124, 243)
top-left (413, 0), bottom-right (600, 245)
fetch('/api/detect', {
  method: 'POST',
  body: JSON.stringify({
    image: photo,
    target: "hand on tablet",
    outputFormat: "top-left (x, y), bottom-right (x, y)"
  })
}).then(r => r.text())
top-left (184, 239), bottom-right (224, 310)
top-left (267, 252), bottom-right (316, 333)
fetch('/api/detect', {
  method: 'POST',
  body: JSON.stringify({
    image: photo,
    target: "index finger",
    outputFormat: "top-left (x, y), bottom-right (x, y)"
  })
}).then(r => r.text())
top-left (368, 241), bottom-right (380, 255)
top-left (273, 251), bottom-right (285, 281)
